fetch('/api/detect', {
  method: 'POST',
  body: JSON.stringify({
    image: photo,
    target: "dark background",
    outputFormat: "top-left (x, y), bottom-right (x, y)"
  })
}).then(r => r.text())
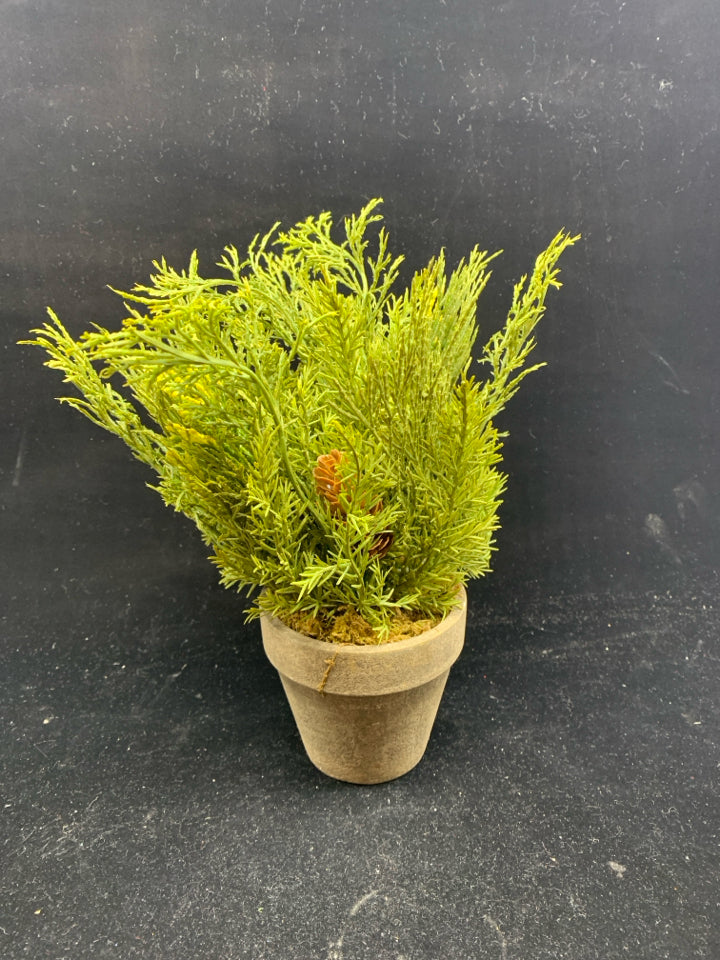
top-left (2, 1), bottom-right (719, 958)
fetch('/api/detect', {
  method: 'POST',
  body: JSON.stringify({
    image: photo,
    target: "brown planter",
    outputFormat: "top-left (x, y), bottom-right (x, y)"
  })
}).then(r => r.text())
top-left (260, 587), bottom-right (467, 784)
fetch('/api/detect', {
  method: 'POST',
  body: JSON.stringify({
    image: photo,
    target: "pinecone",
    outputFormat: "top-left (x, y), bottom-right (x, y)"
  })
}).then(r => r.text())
top-left (313, 449), bottom-right (345, 516)
top-left (314, 450), bottom-right (394, 558)
top-left (369, 530), bottom-right (394, 559)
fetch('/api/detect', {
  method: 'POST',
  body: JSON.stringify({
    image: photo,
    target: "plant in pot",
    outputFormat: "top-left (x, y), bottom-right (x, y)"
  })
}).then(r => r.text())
top-left (25, 200), bottom-right (578, 784)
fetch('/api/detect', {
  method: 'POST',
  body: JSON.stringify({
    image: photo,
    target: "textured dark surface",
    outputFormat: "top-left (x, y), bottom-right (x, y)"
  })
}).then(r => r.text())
top-left (3, 503), bottom-right (720, 959)
top-left (2, 0), bottom-right (720, 957)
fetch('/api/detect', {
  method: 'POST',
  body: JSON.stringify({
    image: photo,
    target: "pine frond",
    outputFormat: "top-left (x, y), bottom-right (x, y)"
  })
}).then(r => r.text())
top-left (22, 202), bottom-right (579, 634)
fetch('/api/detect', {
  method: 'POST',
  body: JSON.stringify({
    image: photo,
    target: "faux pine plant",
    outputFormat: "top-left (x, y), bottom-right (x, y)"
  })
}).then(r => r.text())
top-left (26, 200), bottom-right (578, 637)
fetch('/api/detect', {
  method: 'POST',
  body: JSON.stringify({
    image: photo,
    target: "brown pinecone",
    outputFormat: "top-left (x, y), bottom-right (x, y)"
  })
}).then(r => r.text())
top-left (369, 530), bottom-right (394, 559)
top-left (313, 449), bottom-right (345, 516)
top-left (314, 451), bottom-right (393, 558)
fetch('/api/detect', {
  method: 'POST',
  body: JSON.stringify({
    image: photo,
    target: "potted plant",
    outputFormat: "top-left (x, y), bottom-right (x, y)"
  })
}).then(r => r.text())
top-left (24, 200), bottom-right (578, 783)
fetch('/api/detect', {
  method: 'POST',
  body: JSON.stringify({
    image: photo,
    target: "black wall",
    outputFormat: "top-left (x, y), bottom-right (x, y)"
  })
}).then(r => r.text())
top-left (4, 0), bottom-right (720, 602)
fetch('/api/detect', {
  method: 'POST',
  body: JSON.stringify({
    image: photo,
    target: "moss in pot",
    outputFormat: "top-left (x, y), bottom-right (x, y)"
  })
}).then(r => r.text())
top-left (24, 200), bottom-right (578, 783)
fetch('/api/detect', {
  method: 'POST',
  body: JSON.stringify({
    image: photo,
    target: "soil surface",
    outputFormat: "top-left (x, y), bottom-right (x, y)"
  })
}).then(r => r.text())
top-left (279, 606), bottom-right (441, 644)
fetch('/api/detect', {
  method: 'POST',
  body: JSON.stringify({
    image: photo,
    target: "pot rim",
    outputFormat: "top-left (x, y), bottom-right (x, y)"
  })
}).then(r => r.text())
top-left (260, 585), bottom-right (467, 696)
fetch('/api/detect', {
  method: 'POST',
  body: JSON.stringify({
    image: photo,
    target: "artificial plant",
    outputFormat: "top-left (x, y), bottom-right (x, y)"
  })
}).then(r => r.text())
top-left (25, 200), bottom-right (578, 636)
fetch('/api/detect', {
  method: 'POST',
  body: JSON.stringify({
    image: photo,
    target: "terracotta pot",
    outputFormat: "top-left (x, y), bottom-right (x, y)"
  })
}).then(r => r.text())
top-left (260, 587), bottom-right (467, 784)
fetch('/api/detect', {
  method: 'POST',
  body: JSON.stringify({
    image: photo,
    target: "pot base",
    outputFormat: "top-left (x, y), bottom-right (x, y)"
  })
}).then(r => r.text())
top-left (279, 671), bottom-right (452, 784)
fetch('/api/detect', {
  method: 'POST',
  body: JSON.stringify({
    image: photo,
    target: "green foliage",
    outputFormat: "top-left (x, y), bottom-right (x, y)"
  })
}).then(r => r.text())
top-left (24, 200), bottom-right (579, 635)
